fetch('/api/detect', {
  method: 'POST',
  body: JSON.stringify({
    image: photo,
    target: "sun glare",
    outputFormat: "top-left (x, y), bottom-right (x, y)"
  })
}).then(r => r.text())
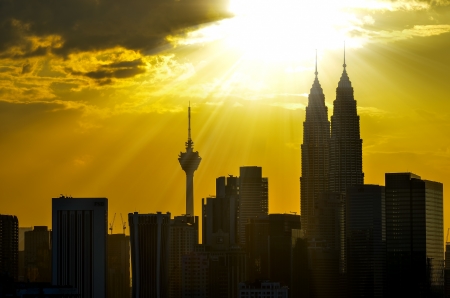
top-left (172, 0), bottom-right (376, 65)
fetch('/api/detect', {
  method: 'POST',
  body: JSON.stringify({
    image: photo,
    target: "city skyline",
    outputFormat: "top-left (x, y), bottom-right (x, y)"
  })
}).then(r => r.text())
top-left (1, 0), bottom-right (449, 233)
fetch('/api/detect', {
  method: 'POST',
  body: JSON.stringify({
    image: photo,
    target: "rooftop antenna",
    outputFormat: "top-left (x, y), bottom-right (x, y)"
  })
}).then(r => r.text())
top-left (109, 213), bottom-right (116, 235)
top-left (120, 213), bottom-right (126, 235)
top-left (186, 102), bottom-right (193, 150)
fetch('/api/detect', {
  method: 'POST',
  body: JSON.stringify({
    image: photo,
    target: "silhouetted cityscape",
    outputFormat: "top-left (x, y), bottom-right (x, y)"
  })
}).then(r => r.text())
top-left (0, 54), bottom-right (446, 298)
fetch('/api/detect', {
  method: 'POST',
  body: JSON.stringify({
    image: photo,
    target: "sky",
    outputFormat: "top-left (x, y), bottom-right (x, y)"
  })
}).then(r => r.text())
top-left (1, 0), bottom-right (450, 234)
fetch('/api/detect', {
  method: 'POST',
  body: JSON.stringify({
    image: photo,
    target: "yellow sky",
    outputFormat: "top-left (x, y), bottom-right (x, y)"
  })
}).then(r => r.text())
top-left (1, 0), bottom-right (450, 234)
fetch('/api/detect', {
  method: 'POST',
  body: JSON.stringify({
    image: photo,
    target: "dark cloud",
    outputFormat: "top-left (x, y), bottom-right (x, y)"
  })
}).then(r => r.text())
top-left (67, 58), bottom-right (146, 83)
top-left (0, 0), bottom-right (231, 58)
top-left (21, 62), bottom-right (32, 74)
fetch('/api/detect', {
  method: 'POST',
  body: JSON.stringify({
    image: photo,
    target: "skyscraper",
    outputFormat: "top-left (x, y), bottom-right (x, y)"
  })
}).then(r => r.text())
top-left (107, 233), bottom-right (130, 298)
top-left (179, 105), bottom-right (201, 217)
top-left (202, 176), bottom-right (239, 246)
top-left (329, 51), bottom-right (364, 193)
top-left (245, 213), bottom-right (301, 286)
top-left (169, 215), bottom-right (198, 298)
top-left (300, 53), bottom-right (330, 236)
top-left (129, 212), bottom-right (171, 298)
top-left (347, 185), bottom-right (386, 298)
top-left (0, 214), bottom-right (19, 281)
top-left (52, 197), bottom-right (108, 298)
top-left (24, 226), bottom-right (52, 282)
top-left (385, 173), bottom-right (444, 297)
top-left (238, 166), bottom-right (268, 245)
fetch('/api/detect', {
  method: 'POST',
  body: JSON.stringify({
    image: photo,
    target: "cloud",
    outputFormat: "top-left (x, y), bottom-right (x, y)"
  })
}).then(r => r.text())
top-left (0, 0), bottom-right (231, 59)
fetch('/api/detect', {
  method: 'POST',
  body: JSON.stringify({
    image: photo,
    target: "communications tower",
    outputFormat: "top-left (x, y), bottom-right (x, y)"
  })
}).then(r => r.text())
top-left (178, 105), bottom-right (201, 216)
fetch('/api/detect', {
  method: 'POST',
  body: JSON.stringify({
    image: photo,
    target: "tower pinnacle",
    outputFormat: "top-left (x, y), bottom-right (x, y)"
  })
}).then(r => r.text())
top-left (343, 42), bottom-right (347, 70)
top-left (179, 105), bottom-right (201, 216)
top-left (315, 49), bottom-right (318, 78)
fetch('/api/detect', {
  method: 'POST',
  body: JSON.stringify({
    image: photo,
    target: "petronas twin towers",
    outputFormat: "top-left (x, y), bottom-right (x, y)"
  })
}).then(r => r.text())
top-left (300, 53), bottom-right (364, 236)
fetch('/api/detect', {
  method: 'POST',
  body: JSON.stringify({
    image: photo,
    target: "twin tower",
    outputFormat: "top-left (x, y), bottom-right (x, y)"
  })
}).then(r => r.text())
top-left (300, 52), bottom-right (364, 236)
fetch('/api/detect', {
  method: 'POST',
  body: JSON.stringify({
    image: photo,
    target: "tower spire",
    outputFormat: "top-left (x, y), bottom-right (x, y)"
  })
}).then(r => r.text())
top-left (343, 41), bottom-right (347, 70)
top-left (315, 49), bottom-right (318, 78)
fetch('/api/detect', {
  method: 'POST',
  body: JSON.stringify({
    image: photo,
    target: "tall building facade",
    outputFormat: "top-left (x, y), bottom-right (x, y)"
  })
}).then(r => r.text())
top-left (347, 185), bottom-right (386, 298)
top-left (385, 173), bottom-right (444, 297)
top-left (0, 215), bottom-right (19, 281)
top-left (129, 212), bottom-right (171, 298)
top-left (329, 57), bottom-right (364, 193)
top-left (202, 176), bottom-right (239, 246)
top-left (182, 245), bottom-right (246, 298)
top-left (238, 166), bottom-right (268, 245)
top-left (169, 215), bottom-right (198, 298)
top-left (300, 58), bottom-right (330, 236)
top-left (179, 105), bottom-right (201, 217)
top-left (24, 226), bottom-right (52, 282)
top-left (52, 197), bottom-right (108, 298)
top-left (245, 214), bottom-right (301, 287)
top-left (107, 233), bottom-right (130, 298)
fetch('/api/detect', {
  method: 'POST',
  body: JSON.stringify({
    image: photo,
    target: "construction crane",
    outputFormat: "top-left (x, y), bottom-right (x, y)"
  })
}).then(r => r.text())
top-left (109, 213), bottom-right (116, 235)
top-left (120, 213), bottom-right (126, 235)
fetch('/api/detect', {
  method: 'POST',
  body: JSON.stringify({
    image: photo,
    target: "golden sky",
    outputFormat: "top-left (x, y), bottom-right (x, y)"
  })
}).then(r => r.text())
top-left (1, 0), bottom-right (450, 233)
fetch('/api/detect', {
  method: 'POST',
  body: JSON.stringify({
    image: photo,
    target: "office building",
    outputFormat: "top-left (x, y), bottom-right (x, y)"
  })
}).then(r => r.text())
top-left (24, 226), bottom-right (51, 282)
top-left (245, 214), bottom-right (300, 287)
top-left (300, 54), bottom-right (330, 236)
top-left (238, 281), bottom-right (288, 298)
top-left (445, 237), bottom-right (450, 298)
top-left (238, 166), bottom-right (268, 245)
top-left (179, 105), bottom-right (201, 217)
top-left (18, 227), bottom-right (32, 282)
top-left (182, 245), bottom-right (246, 298)
top-left (202, 176), bottom-right (239, 246)
top-left (0, 215), bottom-right (19, 281)
top-left (129, 212), bottom-right (171, 298)
top-left (52, 197), bottom-right (108, 298)
top-left (385, 173), bottom-right (444, 297)
top-left (329, 53), bottom-right (364, 193)
top-left (169, 215), bottom-right (198, 298)
top-left (347, 185), bottom-right (385, 297)
top-left (107, 233), bottom-right (130, 298)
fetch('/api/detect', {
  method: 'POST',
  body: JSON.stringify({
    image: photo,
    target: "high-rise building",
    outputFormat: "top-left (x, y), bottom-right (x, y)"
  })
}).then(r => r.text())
top-left (0, 215), bottom-right (19, 281)
top-left (202, 176), bottom-right (239, 246)
top-left (18, 227), bottom-right (32, 282)
top-left (129, 212), bottom-right (171, 298)
top-left (182, 244), bottom-right (246, 298)
top-left (385, 173), bottom-right (444, 297)
top-left (107, 233), bottom-right (130, 298)
top-left (445, 237), bottom-right (450, 298)
top-left (238, 281), bottom-right (288, 298)
top-left (347, 185), bottom-right (386, 298)
top-left (300, 54), bottom-right (330, 236)
top-left (24, 226), bottom-right (52, 282)
top-left (245, 213), bottom-right (301, 287)
top-left (308, 193), bottom-right (346, 298)
top-left (52, 197), bottom-right (108, 298)
top-left (329, 53), bottom-right (364, 194)
top-left (238, 166), bottom-right (268, 245)
top-left (179, 105), bottom-right (201, 217)
top-left (169, 215), bottom-right (198, 298)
